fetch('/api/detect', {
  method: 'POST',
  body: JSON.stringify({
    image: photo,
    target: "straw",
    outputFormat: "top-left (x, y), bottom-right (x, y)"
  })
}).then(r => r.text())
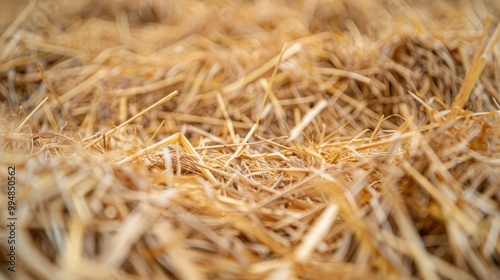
top-left (1, 0), bottom-right (500, 279)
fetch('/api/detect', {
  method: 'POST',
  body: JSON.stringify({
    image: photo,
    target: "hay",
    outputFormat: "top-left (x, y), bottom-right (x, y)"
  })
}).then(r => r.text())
top-left (1, 0), bottom-right (500, 279)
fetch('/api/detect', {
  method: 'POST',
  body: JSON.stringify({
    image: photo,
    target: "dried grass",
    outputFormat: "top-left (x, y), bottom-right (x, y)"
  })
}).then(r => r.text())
top-left (1, 0), bottom-right (500, 279)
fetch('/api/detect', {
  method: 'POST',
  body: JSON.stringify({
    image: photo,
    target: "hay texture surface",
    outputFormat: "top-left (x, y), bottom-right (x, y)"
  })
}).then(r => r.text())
top-left (1, 0), bottom-right (500, 279)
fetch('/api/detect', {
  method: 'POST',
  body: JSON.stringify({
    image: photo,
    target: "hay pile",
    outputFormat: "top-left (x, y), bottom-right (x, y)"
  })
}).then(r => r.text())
top-left (1, 0), bottom-right (500, 279)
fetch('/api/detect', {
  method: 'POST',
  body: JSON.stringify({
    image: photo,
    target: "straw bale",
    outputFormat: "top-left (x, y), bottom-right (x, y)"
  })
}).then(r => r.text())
top-left (1, 0), bottom-right (500, 279)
